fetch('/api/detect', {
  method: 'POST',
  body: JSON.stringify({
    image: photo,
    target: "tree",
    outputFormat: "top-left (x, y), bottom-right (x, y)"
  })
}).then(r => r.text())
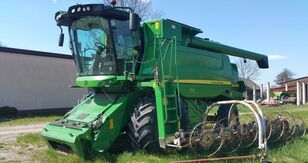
top-left (274, 68), bottom-right (295, 84)
top-left (236, 58), bottom-right (260, 81)
top-left (103, 0), bottom-right (162, 20)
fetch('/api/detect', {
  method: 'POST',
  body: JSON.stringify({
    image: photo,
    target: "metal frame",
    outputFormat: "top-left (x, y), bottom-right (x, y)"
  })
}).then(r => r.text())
top-left (205, 100), bottom-right (268, 158)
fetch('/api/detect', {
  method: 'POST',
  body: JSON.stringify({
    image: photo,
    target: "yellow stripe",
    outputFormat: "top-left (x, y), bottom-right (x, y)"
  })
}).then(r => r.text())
top-left (232, 84), bottom-right (240, 88)
top-left (176, 79), bottom-right (231, 85)
top-left (109, 118), bottom-right (114, 129)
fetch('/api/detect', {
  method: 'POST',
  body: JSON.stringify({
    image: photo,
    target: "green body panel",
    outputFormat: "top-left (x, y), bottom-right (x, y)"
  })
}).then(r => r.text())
top-left (64, 93), bottom-right (117, 123)
top-left (42, 124), bottom-right (91, 158)
top-left (172, 46), bottom-right (234, 99)
top-left (139, 20), bottom-right (244, 100)
top-left (42, 92), bottom-right (138, 158)
top-left (91, 92), bottom-right (138, 151)
top-left (76, 76), bottom-right (117, 87)
top-left (139, 82), bottom-right (168, 142)
top-left (139, 81), bottom-right (180, 145)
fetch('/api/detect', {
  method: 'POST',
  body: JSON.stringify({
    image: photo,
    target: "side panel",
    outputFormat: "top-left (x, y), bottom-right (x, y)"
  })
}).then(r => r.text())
top-left (92, 92), bottom-right (138, 151)
top-left (139, 20), bottom-right (242, 100)
top-left (174, 46), bottom-right (234, 99)
top-left (139, 81), bottom-right (178, 147)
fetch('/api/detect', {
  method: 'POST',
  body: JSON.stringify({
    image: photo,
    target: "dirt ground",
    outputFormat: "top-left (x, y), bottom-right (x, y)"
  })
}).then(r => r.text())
top-left (0, 123), bottom-right (45, 162)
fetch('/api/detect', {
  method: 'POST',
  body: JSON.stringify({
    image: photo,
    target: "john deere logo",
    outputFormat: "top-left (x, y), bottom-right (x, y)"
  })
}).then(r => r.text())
top-left (84, 80), bottom-right (88, 85)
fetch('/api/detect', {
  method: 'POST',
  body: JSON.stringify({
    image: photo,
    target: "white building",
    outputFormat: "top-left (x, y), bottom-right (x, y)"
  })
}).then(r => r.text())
top-left (0, 47), bottom-right (86, 111)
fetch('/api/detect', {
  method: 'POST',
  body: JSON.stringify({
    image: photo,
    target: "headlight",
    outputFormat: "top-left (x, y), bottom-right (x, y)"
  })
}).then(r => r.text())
top-left (55, 11), bottom-right (66, 22)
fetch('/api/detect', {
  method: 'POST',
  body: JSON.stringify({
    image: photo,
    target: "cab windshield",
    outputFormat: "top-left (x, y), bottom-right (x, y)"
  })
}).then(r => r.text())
top-left (69, 16), bottom-right (133, 76)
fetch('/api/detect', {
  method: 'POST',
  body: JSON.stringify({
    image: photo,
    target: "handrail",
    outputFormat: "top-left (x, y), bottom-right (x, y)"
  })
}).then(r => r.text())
top-left (157, 36), bottom-right (182, 123)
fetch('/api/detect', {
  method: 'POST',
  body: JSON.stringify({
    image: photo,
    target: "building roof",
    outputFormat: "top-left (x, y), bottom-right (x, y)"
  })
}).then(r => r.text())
top-left (0, 47), bottom-right (72, 59)
top-left (279, 76), bottom-right (308, 84)
top-left (240, 78), bottom-right (260, 90)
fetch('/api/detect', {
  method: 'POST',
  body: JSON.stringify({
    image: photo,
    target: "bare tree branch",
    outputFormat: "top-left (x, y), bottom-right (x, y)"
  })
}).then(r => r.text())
top-left (274, 68), bottom-right (295, 84)
top-left (103, 0), bottom-right (162, 20)
top-left (236, 58), bottom-right (260, 80)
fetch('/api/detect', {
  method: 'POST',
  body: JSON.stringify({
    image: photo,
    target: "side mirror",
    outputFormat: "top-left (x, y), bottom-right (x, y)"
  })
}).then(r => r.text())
top-left (129, 13), bottom-right (140, 31)
top-left (58, 33), bottom-right (64, 47)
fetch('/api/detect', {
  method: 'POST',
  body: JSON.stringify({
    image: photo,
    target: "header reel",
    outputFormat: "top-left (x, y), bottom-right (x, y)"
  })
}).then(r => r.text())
top-left (170, 100), bottom-right (305, 161)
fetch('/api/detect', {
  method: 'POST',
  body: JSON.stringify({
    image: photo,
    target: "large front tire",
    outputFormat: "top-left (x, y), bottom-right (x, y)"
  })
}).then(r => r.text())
top-left (127, 96), bottom-right (160, 152)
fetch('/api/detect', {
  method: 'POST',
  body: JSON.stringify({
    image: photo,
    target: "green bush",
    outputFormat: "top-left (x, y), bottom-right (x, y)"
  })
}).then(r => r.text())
top-left (0, 106), bottom-right (18, 117)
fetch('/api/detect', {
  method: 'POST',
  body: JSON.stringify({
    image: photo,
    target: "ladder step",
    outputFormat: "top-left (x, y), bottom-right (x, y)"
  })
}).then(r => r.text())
top-left (165, 94), bottom-right (176, 98)
top-left (167, 107), bottom-right (177, 111)
top-left (165, 120), bottom-right (178, 123)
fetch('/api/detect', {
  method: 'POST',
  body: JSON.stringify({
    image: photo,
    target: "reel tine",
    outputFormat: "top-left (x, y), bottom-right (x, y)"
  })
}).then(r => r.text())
top-left (264, 114), bottom-right (273, 140)
top-left (268, 112), bottom-right (285, 143)
top-left (265, 112), bottom-right (279, 141)
top-left (222, 115), bottom-right (242, 154)
top-left (205, 118), bottom-right (226, 156)
top-left (189, 121), bottom-right (205, 155)
top-left (271, 112), bottom-right (293, 143)
top-left (294, 115), bottom-right (306, 138)
top-left (189, 120), bottom-right (224, 157)
top-left (284, 112), bottom-right (297, 140)
top-left (265, 111), bottom-right (306, 143)
top-left (240, 114), bottom-right (258, 148)
top-left (189, 121), bottom-right (206, 150)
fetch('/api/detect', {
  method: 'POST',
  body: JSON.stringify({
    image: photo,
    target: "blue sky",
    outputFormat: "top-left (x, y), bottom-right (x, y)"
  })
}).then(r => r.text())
top-left (0, 0), bottom-right (307, 85)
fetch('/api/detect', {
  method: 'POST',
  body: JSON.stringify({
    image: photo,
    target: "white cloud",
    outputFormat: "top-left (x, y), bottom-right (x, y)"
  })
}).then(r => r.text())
top-left (268, 54), bottom-right (288, 61)
top-left (52, 0), bottom-right (57, 3)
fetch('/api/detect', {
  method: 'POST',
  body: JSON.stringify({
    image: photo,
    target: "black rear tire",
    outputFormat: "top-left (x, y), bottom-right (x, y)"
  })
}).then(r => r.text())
top-left (127, 96), bottom-right (160, 152)
top-left (216, 104), bottom-right (239, 127)
top-left (180, 101), bottom-right (189, 131)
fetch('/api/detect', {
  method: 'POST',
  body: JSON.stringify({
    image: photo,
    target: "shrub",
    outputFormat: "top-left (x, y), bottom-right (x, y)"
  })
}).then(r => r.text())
top-left (0, 106), bottom-right (18, 117)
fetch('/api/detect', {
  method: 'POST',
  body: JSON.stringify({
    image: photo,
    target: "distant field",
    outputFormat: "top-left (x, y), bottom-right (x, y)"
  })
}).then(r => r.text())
top-left (1, 104), bottom-right (308, 162)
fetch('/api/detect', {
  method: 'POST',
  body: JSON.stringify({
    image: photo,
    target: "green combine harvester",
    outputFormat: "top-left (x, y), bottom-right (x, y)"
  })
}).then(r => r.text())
top-left (41, 2), bottom-right (306, 162)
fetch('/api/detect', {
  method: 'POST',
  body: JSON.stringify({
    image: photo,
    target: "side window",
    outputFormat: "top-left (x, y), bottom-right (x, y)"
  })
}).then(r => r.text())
top-left (112, 20), bottom-right (133, 60)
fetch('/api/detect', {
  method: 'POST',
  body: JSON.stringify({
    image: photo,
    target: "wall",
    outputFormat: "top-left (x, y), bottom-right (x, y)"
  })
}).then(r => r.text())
top-left (0, 51), bottom-right (86, 110)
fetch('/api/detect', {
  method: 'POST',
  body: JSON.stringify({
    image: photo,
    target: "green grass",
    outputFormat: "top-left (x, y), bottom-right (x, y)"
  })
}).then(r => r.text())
top-left (32, 150), bottom-right (195, 163)
top-left (0, 143), bottom-right (5, 149)
top-left (16, 133), bottom-right (46, 147)
top-left (0, 115), bottom-right (60, 126)
top-left (269, 135), bottom-right (308, 162)
top-left (25, 135), bottom-right (308, 163)
top-left (33, 149), bottom-right (85, 163)
top-left (11, 104), bottom-right (308, 162)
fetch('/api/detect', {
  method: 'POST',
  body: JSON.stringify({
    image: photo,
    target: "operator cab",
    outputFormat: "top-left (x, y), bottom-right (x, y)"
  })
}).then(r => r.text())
top-left (55, 4), bottom-right (141, 76)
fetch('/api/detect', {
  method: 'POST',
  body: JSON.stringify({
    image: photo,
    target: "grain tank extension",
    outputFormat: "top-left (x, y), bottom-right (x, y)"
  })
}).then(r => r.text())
top-left (41, 3), bottom-right (304, 161)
